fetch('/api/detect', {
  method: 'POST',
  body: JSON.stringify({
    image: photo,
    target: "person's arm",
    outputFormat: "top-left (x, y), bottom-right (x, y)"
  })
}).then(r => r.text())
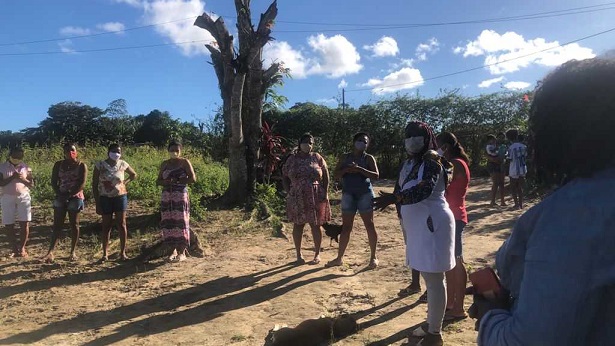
top-left (354, 154), bottom-right (379, 180)
top-left (321, 158), bottom-right (329, 193)
top-left (156, 161), bottom-right (169, 186)
top-left (0, 171), bottom-right (17, 187)
top-left (20, 168), bottom-right (35, 189)
top-left (182, 159), bottom-right (196, 185)
top-left (396, 159), bottom-right (441, 205)
top-left (69, 162), bottom-right (87, 196)
top-left (333, 154), bottom-right (348, 180)
top-left (51, 162), bottom-right (62, 196)
top-left (124, 164), bottom-right (137, 184)
top-left (478, 211), bottom-right (601, 345)
top-left (451, 159), bottom-right (468, 186)
top-left (92, 166), bottom-right (100, 203)
top-left (281, 155), bottom-right (293, 193)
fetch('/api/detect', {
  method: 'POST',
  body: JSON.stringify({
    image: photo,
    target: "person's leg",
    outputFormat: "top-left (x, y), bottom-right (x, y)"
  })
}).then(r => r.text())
top-left (5, 224), bottom-right (17, 256)
top-left (17, 221), bottom-right (29, 257)
top-left (100, 214), bottom-right (113, 261)
top-left (359, 211), bottom-right (378, 267)
top-left (327, 192), bottom-right (356, 267)
top-left (498, 173), bottom-right (507, 206)
top-left (309, 223), bottom-right (322, 264)
top-left (446, 220), bottom-right (468, 315)
top-left (68, 210), bottom-right (80, 260)
top-left (518, 176), bottom-right (525, 208)
top-left (115, 211), bottom-right (128, 260)
top-left (510, 178), bottom-right (519, 207)
top-left (419, 271), bottom-right (447, 335)
top-left (43, 206), bottom-right (67, 263)
top-left (489, 172), bottom-right (498, 205)
top-left (292, 223), bottom-right (305, 263)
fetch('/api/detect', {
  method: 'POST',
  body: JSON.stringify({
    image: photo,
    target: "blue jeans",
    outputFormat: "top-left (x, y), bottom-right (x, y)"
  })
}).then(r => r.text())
top-left (99, 195), bottom-right (128, 215)
top-left (341, 191), bottom-right (374, 214)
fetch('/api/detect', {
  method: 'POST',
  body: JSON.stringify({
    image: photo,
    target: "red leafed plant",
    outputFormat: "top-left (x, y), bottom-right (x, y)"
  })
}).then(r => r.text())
top-left (259, 121), bottom-right (289, 184)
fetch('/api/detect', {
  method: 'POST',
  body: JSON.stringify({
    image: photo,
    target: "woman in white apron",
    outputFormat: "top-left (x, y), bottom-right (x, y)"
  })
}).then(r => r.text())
top-left (375, 121), bottom-right (454, 346)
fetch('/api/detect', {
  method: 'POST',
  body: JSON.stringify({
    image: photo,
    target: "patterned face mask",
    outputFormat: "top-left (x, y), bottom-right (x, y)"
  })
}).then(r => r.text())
top-left (404, 136), bottom-right (425, 154)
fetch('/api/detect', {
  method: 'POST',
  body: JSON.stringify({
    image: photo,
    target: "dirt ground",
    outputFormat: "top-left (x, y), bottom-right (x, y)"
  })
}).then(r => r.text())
top-left (0, 178), bottom-right (532, 346)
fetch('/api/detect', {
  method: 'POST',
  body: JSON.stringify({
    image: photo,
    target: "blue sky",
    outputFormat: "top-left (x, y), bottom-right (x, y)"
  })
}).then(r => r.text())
top-left (1, 0), bottom-right (614, 132)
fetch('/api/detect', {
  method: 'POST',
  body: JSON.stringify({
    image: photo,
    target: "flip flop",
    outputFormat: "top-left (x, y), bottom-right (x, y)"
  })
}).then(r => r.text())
top-left (444, 312), bottom-right (468, 322)
top-left (368, 258), bottom-right (379, 269)
top-left (324, 259), bottom-right (343, 268)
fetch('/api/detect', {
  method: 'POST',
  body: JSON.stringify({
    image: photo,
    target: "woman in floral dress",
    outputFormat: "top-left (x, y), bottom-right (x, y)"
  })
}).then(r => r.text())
top-left (282, 134), bottom-right (331, 265)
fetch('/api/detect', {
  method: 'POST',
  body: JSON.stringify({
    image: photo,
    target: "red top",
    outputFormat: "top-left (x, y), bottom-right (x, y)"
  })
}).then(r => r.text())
top-left (446, 158), bottom-right (470, 223)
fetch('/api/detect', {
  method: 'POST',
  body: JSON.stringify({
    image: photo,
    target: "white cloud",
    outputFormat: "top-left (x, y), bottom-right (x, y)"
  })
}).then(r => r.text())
top-left (316, 98), bottom-right (337, 105)
top-left (504, 81), bottom-right (531, 90)
top-left (361, 67), bottom-right (424, 95)
top-left (478, 76), bottom-right (505, 88)
top-left (114, 0), bottom-right (214, 56)
top-left (262, 41), bottom-right (309, 78)
top-left (338, 79), bottom-right (348, 89)
top-left (59, 26), bottom-right (91, 36)
top-left (307, 34), bottom-right (363, 78)
top-left (454, 30), bottom-right (595, 75)
top-left (97, 22), bottom-right (126, 34)
top-left (415, 37), bottom-right (439, 61)
top-left (58, 39), bottom-right (76, 53)
top-left (363, 36), bottom-right (399, 57)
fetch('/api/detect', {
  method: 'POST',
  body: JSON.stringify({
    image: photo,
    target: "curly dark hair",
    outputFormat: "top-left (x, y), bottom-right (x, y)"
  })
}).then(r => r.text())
top-left (530, 57), bottom-right (615, 184)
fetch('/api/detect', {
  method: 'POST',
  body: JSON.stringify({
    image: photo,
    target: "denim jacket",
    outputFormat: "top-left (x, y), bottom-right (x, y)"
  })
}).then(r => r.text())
top-left (478, 168), bottom-right (615, 346)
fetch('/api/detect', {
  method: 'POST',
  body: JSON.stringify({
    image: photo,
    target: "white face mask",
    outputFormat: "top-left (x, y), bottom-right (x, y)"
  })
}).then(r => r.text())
top-left (299, 143), bottom-right (312, 153)
top-left (354, 141), bottom-right (367, 151)
top-left (436, 148), bottom-right (445, 157)
top-left (404, 136), bottom-right (425, 154)
top-left (108, 152), bottom-right (121, 161)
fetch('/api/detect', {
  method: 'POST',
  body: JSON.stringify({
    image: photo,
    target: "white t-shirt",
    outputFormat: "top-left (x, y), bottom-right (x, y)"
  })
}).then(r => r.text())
top-left (508, 142), bottom-right (527, 178)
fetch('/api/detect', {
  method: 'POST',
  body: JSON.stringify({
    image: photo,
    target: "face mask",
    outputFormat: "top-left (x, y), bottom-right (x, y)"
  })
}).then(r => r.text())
top-left (299, 143), bottom-right (312, 153)
top-left (69, 151), bottom-right (78, 160)
top-left (9, 157), bottom-right (22, 165)
top-left (169, 151), bottom-right (180, 159)
top-left (404, 136), bottom-right (425, 154)
top-left (436, 148), bottom-right (445, 157)
top-left (108, 152), bottom-right (121, 161)
top-left (354, 141), bottom-right (367, 151)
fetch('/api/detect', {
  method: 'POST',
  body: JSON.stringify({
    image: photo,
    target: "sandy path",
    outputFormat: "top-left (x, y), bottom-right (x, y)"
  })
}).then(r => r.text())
top-left (0, 178), bottom-right (531, 345)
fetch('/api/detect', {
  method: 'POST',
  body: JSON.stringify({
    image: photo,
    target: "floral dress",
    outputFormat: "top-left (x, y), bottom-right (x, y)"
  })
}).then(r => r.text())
top-left (282, 152), bottom-right (331, 226)
top-left (160, 166), bottom-right (190, 247)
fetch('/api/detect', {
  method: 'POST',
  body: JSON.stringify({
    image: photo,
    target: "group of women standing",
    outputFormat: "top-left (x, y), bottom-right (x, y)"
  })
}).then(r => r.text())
top-left (282, 122), bottom-right (470, 346)
top-left (1, 141), bottom-right (196, 264)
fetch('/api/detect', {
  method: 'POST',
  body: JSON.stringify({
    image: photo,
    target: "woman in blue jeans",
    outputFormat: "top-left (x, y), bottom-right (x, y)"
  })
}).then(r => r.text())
top-left (326, 132), bottom-right (379, 268)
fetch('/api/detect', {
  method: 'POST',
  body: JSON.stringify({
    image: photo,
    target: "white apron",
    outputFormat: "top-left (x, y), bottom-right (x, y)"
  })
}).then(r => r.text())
top-left (400, 162), bottom-right (455, 273)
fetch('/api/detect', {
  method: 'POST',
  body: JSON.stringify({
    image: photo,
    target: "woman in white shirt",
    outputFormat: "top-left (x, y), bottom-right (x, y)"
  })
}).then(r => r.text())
top-left (375, 121), bottom-right (455, 346)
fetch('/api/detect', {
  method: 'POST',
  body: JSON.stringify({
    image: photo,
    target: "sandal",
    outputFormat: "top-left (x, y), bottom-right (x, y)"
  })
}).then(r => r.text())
top-left (443, 312), bottom-right (468, 322)
top-left (368, 258), bottom-right (379, 269)
top-left (398, 286), bottom-right (421, 297)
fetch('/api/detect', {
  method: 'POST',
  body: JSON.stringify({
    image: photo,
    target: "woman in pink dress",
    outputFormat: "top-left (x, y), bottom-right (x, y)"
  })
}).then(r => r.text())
top-left (282, 134), bottom-right (331, 265)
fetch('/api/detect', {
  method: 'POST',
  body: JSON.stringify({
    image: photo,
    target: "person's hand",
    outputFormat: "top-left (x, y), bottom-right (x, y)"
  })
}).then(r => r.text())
top-left (345, 162), bottom-right (360, 173)
top-left (467, 287), bottom-right (511, 331)
top-left (373, 191), bottom-right (396, 211)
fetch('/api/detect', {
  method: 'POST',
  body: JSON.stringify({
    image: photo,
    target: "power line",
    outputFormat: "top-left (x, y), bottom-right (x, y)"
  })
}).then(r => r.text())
top-left (0, 16), bottom-right (198, 47)
top-left (275, 1), bottom-right (615, 27)
top-left (346, 26), bottom-right (615, 93)
top-left (2, 2), bottom-right (614, 46)
top-left (276, 6), bottom-right (615, 33)
top-left (0, 39), bottom-right (211, 56)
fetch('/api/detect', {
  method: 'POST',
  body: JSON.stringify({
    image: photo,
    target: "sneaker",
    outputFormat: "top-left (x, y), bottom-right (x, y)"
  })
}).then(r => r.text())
top-left (412, 324), bottom-right (429, 337)
top-left (417, 332), bottom-right (443, 346)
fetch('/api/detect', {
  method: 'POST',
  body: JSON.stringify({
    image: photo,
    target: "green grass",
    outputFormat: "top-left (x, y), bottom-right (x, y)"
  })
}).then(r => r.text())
top-left (2, 145), bottom-right (229, 221)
